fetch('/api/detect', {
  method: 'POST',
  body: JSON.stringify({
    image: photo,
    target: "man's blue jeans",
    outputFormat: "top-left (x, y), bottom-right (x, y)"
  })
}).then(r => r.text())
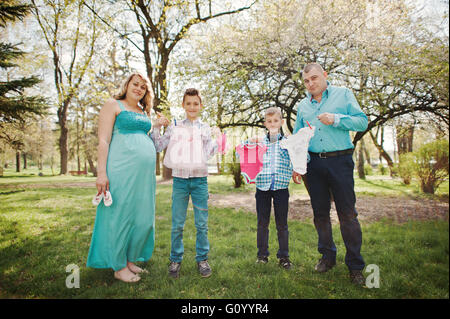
top-left (306, 153), bottom-right (365, 271)
top-left (170, 177), bottom-right (209, 263)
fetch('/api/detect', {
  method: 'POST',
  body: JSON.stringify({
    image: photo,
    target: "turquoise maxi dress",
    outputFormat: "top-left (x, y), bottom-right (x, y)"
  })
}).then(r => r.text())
top-left (87, 100), bottom-right (156, 271)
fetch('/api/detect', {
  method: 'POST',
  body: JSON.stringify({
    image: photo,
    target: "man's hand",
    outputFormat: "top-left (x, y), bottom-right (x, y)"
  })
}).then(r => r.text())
top-left (317, 112), bottom-right (335, 126)
top-left (292, 171), bottom-right (302, 184)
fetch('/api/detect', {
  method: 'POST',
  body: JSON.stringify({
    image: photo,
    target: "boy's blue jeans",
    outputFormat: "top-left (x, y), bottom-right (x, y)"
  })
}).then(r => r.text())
top-left (255, 188), bottom-right (290, 259)
top-left (170, 177), bottom-right (209, 263)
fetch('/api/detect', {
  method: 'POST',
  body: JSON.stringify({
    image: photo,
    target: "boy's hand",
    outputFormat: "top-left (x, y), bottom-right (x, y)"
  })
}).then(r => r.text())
top-left (249, 136), bottom-right (264, 143)
top-left (292, 171), bottom-right (302, 184)
top-left (211, 126), bottom-right (221, 138)
top-left (155, 112), bottom-right (169, 128)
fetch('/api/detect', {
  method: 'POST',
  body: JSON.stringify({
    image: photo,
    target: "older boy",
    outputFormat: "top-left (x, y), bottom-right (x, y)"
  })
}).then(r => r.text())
top-left (151, 88), bottom-right (219, 279)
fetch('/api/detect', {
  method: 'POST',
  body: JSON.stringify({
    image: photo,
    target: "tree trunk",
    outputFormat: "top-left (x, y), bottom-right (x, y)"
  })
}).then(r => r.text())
top-left (16, 151), bottom-right (20, 172)
top-left (59, 124), bottom-right (68, 175)
top-left (23, 152), bottom-right (27, 169)
top-left (87, 156), bottom-right (96, 177)
top-left (58, 101), bottom-right (70, 175)
top-left (155, 152), bottom-right (160, 175)
top-left (38, 153), bottom-right (43, 170)
top-left (379, 126), bottom-right (384, 164)
top-left (369, 130), bottom-right (394, 175)
top-left (162, 149), bottom-right (172, 180)
top-left (363, 140), bottom-right (371, 165)
top-left (357, 142), bottom-right (365, 179)
top-left (76, 115), bottom-right (81, 172)
top-left (421, 181), bottom-right (435, 194)
top-left (396, 124), bottom-right (415, 155)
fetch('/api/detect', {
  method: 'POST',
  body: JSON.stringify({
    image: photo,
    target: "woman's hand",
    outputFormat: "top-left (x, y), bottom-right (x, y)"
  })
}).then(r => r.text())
top-left (96, 174), bottom-right (109, 196)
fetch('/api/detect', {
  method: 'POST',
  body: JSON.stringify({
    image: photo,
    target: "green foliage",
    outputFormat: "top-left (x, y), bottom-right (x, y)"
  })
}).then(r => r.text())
top-left (398, 153), bottom-right (415, 185)
top-left (227, 150), bottom-right (243, 188)
top-left (378, 164), bottom-right (387, 176)
top-left (0, 2), bottom-right (47, 125)
top-left (364, 164), bottom-right (373, 176)
top-left (412, 139), bottom-right (449, 194)
top-left (0, 2), bottom-right (29, 28)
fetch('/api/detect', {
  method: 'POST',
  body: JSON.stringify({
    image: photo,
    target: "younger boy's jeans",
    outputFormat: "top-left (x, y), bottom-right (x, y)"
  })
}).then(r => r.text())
top-left (170, 177), bottom-right (210, 263)
top-left (255, 188), bottom-right (289, 259)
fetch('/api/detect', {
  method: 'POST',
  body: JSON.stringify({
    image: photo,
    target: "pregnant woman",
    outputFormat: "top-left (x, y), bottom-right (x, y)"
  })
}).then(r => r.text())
top-left (87, 72), bottom-right (157, 283)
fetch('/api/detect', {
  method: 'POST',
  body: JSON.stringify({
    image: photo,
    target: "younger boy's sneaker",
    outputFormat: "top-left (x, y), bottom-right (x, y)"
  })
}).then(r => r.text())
top-left (279, 257), bottom-right (292, 270)
top-left (103, 191), bottom-right (113, 207)
top-left (168, 261), bottom-right (181, 278)
top-left (92, 193), bottom-right (103, 206)
top-left (256, 256), bottom-right (269, 264)
top-left (197, 260), bottom-right (212, 278)
top-left (349, 270), bottom-right (366, 286)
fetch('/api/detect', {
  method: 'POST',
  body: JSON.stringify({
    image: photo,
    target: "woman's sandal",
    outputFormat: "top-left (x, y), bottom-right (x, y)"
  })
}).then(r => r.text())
top-left (114, 271), bottom-right (141, 283)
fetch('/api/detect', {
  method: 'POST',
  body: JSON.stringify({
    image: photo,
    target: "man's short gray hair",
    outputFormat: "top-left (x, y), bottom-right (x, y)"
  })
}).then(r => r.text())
top-left (302, 62), bottom-right (324, 74)
top-left (265, 107), bottom-right (283, 119)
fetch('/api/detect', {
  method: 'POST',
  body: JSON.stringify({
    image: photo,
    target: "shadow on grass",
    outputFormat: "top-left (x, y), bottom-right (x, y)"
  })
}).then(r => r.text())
top-left (0, 189), bottom-right (25, 195)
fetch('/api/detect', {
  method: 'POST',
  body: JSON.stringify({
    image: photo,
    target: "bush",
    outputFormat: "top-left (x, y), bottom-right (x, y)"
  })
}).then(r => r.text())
top-left (364, 164), bottom-right (373, 176)
top-left (397, 153), bottom-right (415, 185)
top-left (412, 139), bottom-right (449, 194)
top-left (378, 164), bottom-right (387, 175)
top-left (228, 151), bottom-right (243, 188)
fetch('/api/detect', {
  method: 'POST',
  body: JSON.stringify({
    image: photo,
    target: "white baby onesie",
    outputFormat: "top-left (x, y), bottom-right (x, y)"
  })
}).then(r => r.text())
top-left (279, 126), bottom-right (315, 174)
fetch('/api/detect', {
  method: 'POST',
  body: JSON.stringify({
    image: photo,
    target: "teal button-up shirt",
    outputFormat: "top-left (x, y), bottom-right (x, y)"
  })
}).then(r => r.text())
top-left (293, 83), bottom-right (368, 153)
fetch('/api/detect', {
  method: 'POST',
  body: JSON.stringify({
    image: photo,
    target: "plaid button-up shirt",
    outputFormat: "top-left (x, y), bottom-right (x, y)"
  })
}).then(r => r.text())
top-left (254, 134), bottom-right (293, 191)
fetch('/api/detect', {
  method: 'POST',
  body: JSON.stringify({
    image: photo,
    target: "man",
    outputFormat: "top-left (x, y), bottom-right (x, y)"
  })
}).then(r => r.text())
top-left (292, 63), bottom-right (368, 285)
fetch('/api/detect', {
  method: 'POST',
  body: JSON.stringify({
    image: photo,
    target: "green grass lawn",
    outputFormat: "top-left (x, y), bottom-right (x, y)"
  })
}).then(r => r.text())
top-left (0, 169), bottom-right (448, 299)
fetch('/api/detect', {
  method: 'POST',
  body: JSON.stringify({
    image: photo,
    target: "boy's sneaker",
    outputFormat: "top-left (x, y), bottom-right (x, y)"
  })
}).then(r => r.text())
top-left (256, 256), bottom-right (268, 264)
top-left (279, 257), bottom-right (292, 270)
top-left (349, 270), bottom-right (366, 286)
top-left (103, 191), bottom-right (113, 207)
top-left (92, 193), bottom-right (103, 206)
top-left (168, 261), bottom-right (181, 278)
top-left (197, 260), bottom-right (212, 278)
top-left (314, 258), bottom-right (336, 273)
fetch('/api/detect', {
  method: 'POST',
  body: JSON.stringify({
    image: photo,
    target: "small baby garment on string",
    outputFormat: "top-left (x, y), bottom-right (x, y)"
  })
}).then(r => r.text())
top-left (164, 125), bottom-right (207, 170)
top-left (216, 132), bottom-right (227, 155)
top-left (235, 143), bottom-right (267, 184)
top-left (279, 126), bottom-right (315, 174)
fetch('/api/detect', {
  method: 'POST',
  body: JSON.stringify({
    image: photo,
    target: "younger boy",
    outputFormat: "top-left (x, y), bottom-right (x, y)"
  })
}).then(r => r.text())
top-left (252, 107), bottom-right (293, 269)
top-left (151, 88), bottom-right (219, 278)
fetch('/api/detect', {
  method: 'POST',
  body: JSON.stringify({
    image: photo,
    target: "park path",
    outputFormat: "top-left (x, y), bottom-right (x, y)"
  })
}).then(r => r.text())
top-left (2, 180), bottom-right (448, 224)
top-left (208, 192), bottom-right (449, 225)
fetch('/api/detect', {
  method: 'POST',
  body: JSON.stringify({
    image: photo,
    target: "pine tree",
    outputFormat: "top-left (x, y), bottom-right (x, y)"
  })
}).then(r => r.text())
top-left (0, 1), bottom-right (47, 124)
